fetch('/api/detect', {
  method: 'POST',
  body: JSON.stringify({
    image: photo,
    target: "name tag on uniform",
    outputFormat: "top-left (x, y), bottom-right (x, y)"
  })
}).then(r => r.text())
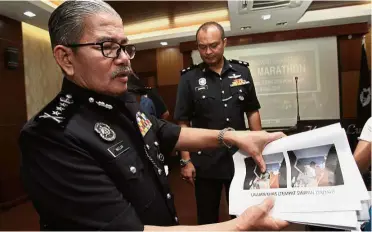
top-left (230, 78), bottom-right (250, 87)
top-left (107, 141), bottom-right (130, 157)
top-left (195, 85), bottom-right (208, 91)
top-left (136, 112), bottom-right (152, 137)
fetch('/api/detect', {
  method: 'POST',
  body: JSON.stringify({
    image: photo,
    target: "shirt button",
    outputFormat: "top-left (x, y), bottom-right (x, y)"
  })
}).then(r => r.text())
top-left (202, 95), bottom-right (206, 99)
top-left (158, 169), bottom-right (162, 175)
top-left (89, 97), bottom-right (94, 103)
top-left (175, 217), bottom-right (179, 222)
top-left (224, 104), bottom-right (227, 108)
top-left (197, 151), bottom-right (202, 155)
top-left (130, 166), bottom-right (136, 174)
top-left (154, 141), bottom-right (159, 147)
top-left (220, 78), bottom-right (222, 81)
top-left (221, 90), bottom-right (224, 94)
top-left (146, 144), bottom-right (150, 150)
top-left (239, 89), bottom-right (243, 93)
top-left (226, 118), bottom-right (230, 122)
top-left (167, 193), bottom-right (171, 199)
top-left (158, 153), bottom-right (164, 162)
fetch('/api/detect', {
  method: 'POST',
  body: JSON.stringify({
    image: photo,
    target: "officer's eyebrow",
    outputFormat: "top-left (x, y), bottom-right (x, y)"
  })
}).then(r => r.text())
top-left (96, 37), bottom-right (129, 44)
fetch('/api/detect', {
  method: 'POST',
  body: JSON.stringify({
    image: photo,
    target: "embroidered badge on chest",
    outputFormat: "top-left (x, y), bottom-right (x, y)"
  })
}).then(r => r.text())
top-left (136, 112), bottom-right (152, 137)
top-left (94, 122), bottom-right (116, 142)
top-left (198, 78), bottom-right (207, 86)
top-left (230, 78), bottom-right (250, 87)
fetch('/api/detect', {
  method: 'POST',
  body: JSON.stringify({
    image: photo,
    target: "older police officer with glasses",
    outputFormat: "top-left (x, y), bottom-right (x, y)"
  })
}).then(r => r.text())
top-left (19, 0), bottom-right (289, 231)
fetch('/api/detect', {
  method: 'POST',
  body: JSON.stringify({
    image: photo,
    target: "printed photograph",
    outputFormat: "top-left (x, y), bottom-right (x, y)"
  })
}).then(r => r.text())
top-left (288, 144), bottom-right (344, 188)
top-left (243, 152), bottom-right (287, 190)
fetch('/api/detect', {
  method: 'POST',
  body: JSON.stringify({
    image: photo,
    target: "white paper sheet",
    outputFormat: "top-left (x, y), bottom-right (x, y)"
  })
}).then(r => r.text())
top-left (229, 124), bottom-right (370, 228)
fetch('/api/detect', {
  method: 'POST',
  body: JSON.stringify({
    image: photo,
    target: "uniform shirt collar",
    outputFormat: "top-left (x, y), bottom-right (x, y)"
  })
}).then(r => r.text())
top-left (61, 77), bottom-right (136, 110)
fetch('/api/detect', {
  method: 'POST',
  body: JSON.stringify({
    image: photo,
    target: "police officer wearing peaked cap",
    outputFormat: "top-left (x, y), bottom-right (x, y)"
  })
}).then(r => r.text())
top-left (18, 1), bottom-right (288, 231)
top-left (174, 21), bottom-right (262, 225)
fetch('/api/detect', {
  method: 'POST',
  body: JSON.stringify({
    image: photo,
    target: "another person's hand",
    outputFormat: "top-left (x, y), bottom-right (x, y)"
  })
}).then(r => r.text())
top-left (234, 197), bottom-right (290, 231)
top-left (180, 162), bottom-right (196, 186)
top-left (228, 131), bottom-right (286, 172)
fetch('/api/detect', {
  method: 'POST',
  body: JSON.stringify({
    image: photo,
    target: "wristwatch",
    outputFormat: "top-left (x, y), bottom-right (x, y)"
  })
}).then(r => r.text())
top-left (218, 127), bottom-right (235, 148)
top-left (180, 159), bottom-right (191, 168)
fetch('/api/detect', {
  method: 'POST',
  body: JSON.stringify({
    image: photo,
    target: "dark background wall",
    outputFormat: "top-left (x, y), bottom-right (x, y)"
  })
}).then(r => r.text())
top-left (0, 15), bottom-right (27, 207)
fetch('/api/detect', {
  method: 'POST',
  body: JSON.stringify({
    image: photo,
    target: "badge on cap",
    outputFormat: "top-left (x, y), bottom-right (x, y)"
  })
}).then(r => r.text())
top-left (136, 112), bottom-right (152, 137)
top-left (198, 78), bottom-right (206, 86)
top-left (94, 122), bottom-right (116, 142)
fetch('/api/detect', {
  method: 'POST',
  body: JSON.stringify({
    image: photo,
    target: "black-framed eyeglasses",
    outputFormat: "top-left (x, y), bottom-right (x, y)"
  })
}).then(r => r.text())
top-left (65, 41), bottom-right (136, 59)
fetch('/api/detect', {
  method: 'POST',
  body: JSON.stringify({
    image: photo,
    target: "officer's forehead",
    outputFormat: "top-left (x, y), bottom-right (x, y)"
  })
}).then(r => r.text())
top-left (197, 26), bottom-right (222, 41)
top-left (82, 13), bottom-right (126, 42)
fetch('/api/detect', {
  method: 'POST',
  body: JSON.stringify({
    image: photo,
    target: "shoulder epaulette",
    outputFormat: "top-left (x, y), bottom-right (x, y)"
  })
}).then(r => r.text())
top-left (34, 93), bottom-right (79, 128)
top-left (229, 59), bottom-right (249, 67)
top-left (181, 64), bottom-right (198, 75)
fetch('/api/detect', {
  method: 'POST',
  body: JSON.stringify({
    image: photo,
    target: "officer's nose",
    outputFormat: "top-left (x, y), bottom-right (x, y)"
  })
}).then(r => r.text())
top-left (114, 47), bottom-right (131, 66)
top-left (205, 47), bottom-right (213, 55)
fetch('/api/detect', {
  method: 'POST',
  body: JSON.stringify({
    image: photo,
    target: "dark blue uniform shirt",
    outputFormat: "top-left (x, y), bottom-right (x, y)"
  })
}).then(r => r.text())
top-left (19, 78), bottom-right (181, 230)
top-left (174, 58), bottom-right (260, 179)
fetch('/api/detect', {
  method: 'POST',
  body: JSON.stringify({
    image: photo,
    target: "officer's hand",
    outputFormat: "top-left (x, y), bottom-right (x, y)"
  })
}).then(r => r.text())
top-left (180, 162), bottom-right (196, 186)
top-left (234, 197), bottom-right (290, 231)
top-left (232, 131), bottom-right (285, 172)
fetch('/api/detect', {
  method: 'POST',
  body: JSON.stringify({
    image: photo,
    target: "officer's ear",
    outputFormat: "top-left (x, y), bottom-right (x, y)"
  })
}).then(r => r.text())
top-left (53, 45), bottom-right (75, 76)
top-left (223, 38), bottom-right (227, 48)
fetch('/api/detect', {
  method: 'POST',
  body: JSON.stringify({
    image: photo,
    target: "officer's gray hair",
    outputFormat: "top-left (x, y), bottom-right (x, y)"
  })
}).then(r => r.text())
top-left (48, 0), bottom-right (121, 49)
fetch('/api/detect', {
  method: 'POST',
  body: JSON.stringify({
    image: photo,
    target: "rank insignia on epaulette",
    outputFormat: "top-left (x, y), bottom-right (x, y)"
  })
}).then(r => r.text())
top-left (181, 64), bottom-right (197, 75)
top-left (136, 112), bottom-right (152, 137)
top-left (229, 59), bottom-right (249, 67)
top-left (38, 94), bottom-right (74, 125)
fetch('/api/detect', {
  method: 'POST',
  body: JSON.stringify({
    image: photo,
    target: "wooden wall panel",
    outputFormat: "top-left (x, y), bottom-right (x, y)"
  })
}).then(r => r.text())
top-left (339, 35), bottom-right (363, 72)
top-left (341, 71), bottom-right (360, 118)
top-left (131, 49), bottom-right (157, 74)
top-left (156, 47), bottom-right (183, 86)
top-left (0, 15), bottom-right (27, 207)
top-left (0, 16), bottom-right (22, 43)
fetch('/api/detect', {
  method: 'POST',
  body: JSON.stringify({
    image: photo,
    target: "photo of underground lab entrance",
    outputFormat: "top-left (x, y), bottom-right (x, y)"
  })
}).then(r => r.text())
top-left (243, 152), bottom-right (287, 190)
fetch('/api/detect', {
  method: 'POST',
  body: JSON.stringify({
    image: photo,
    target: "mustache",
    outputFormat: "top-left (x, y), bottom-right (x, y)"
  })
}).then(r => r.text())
top-left (111, 66), bottom-right (132, 79)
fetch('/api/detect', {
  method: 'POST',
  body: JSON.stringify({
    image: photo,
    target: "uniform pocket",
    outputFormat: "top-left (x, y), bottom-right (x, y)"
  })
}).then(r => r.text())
top-left (105, 149), bottom-right (156, 210)
top-left (194, 90), bottom-right (215, 114)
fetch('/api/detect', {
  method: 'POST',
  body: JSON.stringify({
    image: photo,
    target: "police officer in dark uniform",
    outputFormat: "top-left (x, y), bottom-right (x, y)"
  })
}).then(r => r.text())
top-left (18, 1), bottom-right (289, 231)
top-left (174, 21), bottom-right (262, 225)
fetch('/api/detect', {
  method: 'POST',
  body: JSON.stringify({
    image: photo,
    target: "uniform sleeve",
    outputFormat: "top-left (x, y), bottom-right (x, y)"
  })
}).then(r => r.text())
top-left (149, 116), bottom-right (181, 155)
top-left (174, 74), bottom-right (194, 121)
top-left (243, 67), bottom-right (261, 112)
top-left (19, 125), bottom-right (144, 231)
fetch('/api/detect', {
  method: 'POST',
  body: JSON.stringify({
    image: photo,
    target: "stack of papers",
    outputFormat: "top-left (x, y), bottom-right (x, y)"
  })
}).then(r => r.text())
top-left (229, 123), bottom-right (370, 230)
